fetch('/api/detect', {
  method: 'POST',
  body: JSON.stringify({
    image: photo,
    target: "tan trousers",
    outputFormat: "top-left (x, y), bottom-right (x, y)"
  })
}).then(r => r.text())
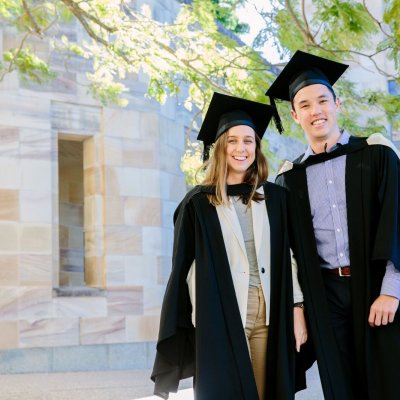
top-left (245, 286), bottom-right (268, 400)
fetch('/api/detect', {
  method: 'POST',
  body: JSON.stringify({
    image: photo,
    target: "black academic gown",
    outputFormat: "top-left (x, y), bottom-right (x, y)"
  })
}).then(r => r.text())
top-left (276, 136), bottom-right (400, 400)
top-left (151, 182), bottom-right (305, 400)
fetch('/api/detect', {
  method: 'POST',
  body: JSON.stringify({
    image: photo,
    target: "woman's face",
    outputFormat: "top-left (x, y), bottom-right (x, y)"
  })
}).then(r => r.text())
top-left (225, 125), bottom-right (256, 184)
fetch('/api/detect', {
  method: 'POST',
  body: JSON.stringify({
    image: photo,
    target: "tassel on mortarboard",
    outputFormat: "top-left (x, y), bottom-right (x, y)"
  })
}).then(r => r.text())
top-left (269, 96), bottom-right (283, 134)
top-left (203, 143), bottom-right (212, 162)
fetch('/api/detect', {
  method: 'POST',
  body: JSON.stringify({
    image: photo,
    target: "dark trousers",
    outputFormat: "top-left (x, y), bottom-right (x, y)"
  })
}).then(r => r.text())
top-left (321, 273), bottom-right (365, 400)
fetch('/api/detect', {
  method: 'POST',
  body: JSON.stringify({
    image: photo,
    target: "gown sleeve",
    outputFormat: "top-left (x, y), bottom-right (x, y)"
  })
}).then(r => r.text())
top-left (151, 197), bottom-right (196, 399)
top-left (372, 146), bottom-right (400, 272)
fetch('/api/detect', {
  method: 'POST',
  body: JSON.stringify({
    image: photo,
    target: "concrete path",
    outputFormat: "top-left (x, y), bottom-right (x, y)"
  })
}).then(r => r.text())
top-left (0, 363), bottom-right (323, 400)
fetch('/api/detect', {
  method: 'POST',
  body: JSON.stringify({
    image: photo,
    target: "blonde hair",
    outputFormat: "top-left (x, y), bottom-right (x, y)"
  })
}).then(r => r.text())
top-left (201, 129), bottom-right (268, 206)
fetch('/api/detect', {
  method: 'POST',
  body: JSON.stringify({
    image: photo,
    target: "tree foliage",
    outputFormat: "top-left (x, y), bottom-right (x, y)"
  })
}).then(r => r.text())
top-left (255, 0), bottom-right (400, 136)
top-left (0, 0), bottom-right (399, 183)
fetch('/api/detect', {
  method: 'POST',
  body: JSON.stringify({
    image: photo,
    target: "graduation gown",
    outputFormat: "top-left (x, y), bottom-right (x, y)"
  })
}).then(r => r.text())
top-left (276, 134), bottom-right (400, 400)
top-left (151, 182), bottom-right (305, 400)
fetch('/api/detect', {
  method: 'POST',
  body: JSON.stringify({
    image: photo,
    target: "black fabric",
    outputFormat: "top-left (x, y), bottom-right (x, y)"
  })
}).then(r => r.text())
top-left (197, 92), bottom-right (273, 148)
top-left (266, 50), bottom-right (348, 102)
top-left (151, 182), bottom-right (306, 399)
top-left (276, 137), bottom-right (400, 400)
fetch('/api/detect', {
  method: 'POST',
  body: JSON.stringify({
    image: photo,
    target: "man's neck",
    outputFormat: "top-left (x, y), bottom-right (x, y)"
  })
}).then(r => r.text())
top-left (309, 129), bottom-right (342, 155)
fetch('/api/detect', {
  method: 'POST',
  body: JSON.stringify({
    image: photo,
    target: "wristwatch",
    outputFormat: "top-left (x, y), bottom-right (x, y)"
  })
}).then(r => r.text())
top-left (293, 302), bottom-right (304, 309)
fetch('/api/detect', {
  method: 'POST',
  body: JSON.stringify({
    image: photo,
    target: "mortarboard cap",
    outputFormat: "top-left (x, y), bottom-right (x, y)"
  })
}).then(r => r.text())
top-left (197, 92), bottom-right (274, 159)
top-left (266, 50), bottom-right (349, 133)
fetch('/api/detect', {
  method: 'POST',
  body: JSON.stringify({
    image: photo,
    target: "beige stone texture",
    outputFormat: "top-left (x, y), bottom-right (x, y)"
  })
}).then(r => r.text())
top-left (59, 203), bottom-right (83, 226)
top-left (85, 256), bottom-right (105, 288)
top-left (0, 93), bottom-right (50, 130)
top-left (159, 117), bottom-right (185, 151)
top-left (19, 254), bottom-right (52, 286)
top-left (83, 136), bottom-right (98, 169)
top-left (84, 195), bottom-right (103, 228)
top-left (20, 159), bottom-right (52, 192)
top-left (69, 181), bottom-right (83, 204)
top-left (157, 256), bottom-right (172, 285)
top-left (105, 166), bottom-right (121, 195)
top-left (68, 226), bottom-right (84, 250)
top-left (19, 128), bottom-right (51, 161)
top-left (19, 318), bottom-right (79, 348)
top-left (0, 254), bottom-right (19, 286)
top-left (159, 145), bottom-right (183, 174)
top-left (0, 158), bottom-right (19, 189)
top-left (80, 317), bottom-right (126, 345)
top-left (106, 286), bottom-right (143, 316)
top-left (139, 113), bottom-right (159, 140)
top-left (105, 256), bottom-right (125, 286)
top-left (117, 167), bottom-right (162, 198)
top-left (0, 222), bottom-right (18, 252)
top-left (18, 287), bottom-right (54, 319)
top-left (103, 137), bottom-right (123, 165)
top-left (104, 196), bottom-right (124, 225)
top-left (122, 139), bottom-right (159, 168)
top-left (126, 315), bottom-right (159, 342)
top-left (103, 109), bottom-right (141, 139)
top-left (124, 197), bottom-right (161, 226)
top-left (84, 227), bottom-right (104, 258)
top-left (124, 256), bottom-right (158, 286)
top-left (142, 227), bottom-right (166, 256)
top-left (0, 189), bottom-right (19, 221)
top-left (169, 173), bottom-right (187, 202)
top-left (105, 226), bottom-right (142, 256)
top-left (51, 101), bottom-right (101, 134)
top-left (84, 166), bottom-right (102, 196)
top-left (20, 190), bottom-right (52, 223)
top-left (0, 127), bottom-right (19, 158)
top-left (59, 225), bottom-right (69, 249)
top-left (143, 285), bottom-right (167, 315)
top-left (0, 288), bottom-right (19, 320)
top-left (0, 321), bottom-right (18, 349)
top-left (20, 224), bottom-right (52, 253)
top-left (162, 200), bottom-right (179, 227)
top-left (54, 296), bottom-right (107, 318)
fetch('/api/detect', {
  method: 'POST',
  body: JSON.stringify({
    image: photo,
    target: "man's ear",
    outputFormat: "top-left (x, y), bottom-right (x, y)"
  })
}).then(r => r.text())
top-left (291, 109), bottom-right (300, 124)
top-left (335, 97), bottom-right (341, 111)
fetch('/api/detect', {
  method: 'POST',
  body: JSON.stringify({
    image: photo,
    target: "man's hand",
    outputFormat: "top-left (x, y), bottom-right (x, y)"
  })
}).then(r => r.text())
top-left (368, 294), bottom-right (399, 327)
top-left (294, 307), bottom-right (308, 352)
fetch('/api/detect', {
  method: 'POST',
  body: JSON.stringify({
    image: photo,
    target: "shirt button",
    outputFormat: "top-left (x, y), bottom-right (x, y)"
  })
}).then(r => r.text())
top-left (261, 268), bottom-right (265, 274)
top-left (339, 253), bottom-right (344, 257)
top-left (336, 228), bottom-right (341, 232)
top-left (328, 180), bottom-right (333, 184)
top-left (332, 204), bottom-right (336, 208)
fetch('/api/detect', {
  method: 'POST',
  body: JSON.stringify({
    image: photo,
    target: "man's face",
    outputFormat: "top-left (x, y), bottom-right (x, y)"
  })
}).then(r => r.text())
top-left (290, 84), bottom-right (340, 143)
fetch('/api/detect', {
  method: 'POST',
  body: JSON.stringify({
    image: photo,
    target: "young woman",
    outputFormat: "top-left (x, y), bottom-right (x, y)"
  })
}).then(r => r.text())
top-left (151, 93), bottom-right (307, 400)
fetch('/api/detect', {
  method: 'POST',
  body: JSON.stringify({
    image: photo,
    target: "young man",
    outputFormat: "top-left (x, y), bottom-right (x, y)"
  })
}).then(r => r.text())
top-left (267, 51), bottom-right (400, 400)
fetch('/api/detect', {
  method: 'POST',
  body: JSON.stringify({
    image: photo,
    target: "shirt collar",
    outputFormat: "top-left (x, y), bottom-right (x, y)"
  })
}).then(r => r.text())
top-left (301, 129), bottom-right (350, 163)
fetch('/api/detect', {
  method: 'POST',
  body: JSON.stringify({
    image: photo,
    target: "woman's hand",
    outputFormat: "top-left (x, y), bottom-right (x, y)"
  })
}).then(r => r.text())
top-left (294, 306), bottom-right (308, 352)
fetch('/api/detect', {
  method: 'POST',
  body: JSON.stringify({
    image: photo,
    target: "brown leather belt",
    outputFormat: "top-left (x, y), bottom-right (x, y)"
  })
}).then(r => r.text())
top-left (322, 266), bottom-right (351, 277)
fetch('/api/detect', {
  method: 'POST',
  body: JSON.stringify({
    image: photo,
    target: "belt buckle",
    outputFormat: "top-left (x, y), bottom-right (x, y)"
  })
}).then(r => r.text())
top-left (338, 267), bottom-right (350, 277)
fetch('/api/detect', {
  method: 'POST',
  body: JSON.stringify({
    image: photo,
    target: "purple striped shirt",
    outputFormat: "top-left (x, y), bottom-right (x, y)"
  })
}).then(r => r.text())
top-left (302, 130), bottom-right (400, 298)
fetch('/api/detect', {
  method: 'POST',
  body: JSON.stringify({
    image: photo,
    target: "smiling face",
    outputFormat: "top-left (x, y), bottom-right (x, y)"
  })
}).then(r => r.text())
top-left (225, 125), bottom-right (256, 184)
top-left (291, 83), bottom-right (341, 145)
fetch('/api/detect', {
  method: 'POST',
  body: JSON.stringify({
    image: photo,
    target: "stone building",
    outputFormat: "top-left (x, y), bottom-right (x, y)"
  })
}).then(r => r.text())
top-left (0, 0), bottom-right (189, 372)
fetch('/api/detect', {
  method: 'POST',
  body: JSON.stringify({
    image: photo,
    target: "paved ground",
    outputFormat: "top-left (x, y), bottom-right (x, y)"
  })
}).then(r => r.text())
top-left (0, 363), bottom-right (323, 400)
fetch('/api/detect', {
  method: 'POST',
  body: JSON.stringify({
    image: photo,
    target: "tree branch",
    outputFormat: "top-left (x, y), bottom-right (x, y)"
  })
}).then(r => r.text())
top-left (22, 0), bottom-right (43, 37)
